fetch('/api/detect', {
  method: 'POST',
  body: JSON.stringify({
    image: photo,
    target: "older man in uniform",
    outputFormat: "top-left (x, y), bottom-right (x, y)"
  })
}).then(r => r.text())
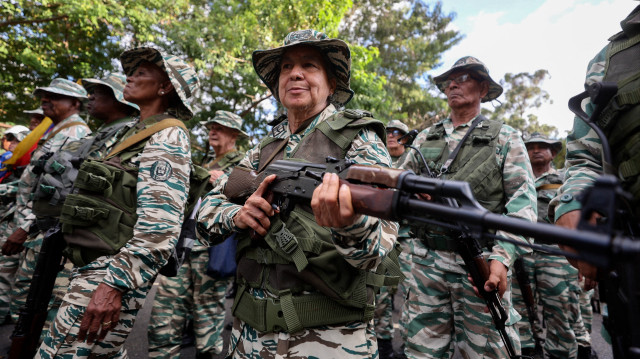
top-left (398, 56), bottom-right (537, 358)
top-left (148, 110), bottom-right (247, 359)
top-left (2, 79), bottom-right (91, 322)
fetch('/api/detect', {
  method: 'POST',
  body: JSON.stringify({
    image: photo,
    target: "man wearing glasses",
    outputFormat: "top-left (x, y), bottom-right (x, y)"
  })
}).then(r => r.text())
top-left (396, 56), bottom-right (537, 358)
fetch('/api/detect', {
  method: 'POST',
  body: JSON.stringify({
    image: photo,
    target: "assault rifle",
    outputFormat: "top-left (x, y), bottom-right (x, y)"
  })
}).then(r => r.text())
top-left (9, 223), bottom-right (66, 359)
top-left (256, 157), bottom-right (639, 358)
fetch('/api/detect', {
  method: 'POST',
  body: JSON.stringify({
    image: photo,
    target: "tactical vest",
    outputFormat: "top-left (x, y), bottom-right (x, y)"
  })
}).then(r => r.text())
top-left (31, 118), bottom-right (133, 219)
top-left (204, 150), bottom-right (243, 172)
top-left (597, 10), bottom-right (640, 215)
top-left (226, 110), bottom-right (402, 333)
top-left (59, 115), bottom-right (210, 267)
top-left (414, 118), bottom-right (505, 250)
top-left (536, 172), bottom-right (563, 223)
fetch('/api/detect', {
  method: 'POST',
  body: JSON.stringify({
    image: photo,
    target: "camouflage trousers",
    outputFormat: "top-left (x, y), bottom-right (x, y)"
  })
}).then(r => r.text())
top-left (227, 316), bottom-right (378, 358)
top-left (579, 288), bottom-right (595, 333)
top-left (397, 238), bottom-right (415, 342)
top-left (36, 269), bottom-right (153, 358)
top-left (0, 217), bottom-right (19, 320)
top-left (403, 249), bottom-right (520, 359)
top-left (512, 253), bottom-right (543, 349)
top-left (10, 237), bottom-right (71, 332)
top-left (374, 287), bottom-right (394, 340)
top-left (516, 252), bottom-right (590, 359)
top-left (148, 248), bottom-right (230, 357)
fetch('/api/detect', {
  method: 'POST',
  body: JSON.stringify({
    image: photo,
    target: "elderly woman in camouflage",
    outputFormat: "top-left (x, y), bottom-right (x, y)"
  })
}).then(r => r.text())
top-left (36, 48), bottom-right (199, 358)
top-left (197, 29), bottom-right (398, 358)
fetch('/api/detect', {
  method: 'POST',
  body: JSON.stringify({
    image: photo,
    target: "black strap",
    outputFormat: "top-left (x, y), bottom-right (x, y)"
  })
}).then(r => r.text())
top-left (440, 114), bottom-right (486, 175)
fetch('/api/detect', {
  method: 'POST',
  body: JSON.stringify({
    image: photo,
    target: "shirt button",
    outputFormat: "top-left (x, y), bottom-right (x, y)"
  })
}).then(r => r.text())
top-left (560, 193), bottom-right (573, 203)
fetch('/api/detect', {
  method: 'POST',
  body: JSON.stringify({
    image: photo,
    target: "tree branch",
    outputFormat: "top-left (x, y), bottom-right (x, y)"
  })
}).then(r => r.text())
top-left (239, 94), bottom-right (272, 117)
top-left (0, 15), bottom-right (69, 28)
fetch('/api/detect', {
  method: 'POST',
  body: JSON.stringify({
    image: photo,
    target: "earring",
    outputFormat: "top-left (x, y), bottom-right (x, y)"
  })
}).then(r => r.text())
top-left (160, 91), bottom-right (165, 95)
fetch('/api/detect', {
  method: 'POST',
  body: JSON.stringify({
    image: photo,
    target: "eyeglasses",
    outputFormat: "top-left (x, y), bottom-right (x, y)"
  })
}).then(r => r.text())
top-left (438, 73), bottom-right (476, 91)
top-left (386, 129), bottom-right (403, 137)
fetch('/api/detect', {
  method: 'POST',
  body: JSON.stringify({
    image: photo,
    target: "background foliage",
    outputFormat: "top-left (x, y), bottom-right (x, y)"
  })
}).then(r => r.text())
top-left (1, 0), bottom-right (560, 164)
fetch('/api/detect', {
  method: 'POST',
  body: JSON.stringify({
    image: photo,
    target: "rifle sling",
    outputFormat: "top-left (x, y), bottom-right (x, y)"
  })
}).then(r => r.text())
top-left (106, 118), bottom-right (187, 159)
top-left (440, 115), bottom-right (485, 174)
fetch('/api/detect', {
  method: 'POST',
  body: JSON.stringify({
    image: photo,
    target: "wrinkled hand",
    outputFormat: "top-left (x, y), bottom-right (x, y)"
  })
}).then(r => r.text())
top-left (233, 174), bottom-right (277, 237)
top-left (311, 173), bottom-right (357, 228)
top-left (78, 283), bottom-right (122, 343)
top-left (208, 170), bottom-right (225, 183)
top-left (468, 260), bottom-right (508, 304)
top-left (2, 228), bottom-right (28, 255)
top-left (556, 210), bottom-right (599, 287)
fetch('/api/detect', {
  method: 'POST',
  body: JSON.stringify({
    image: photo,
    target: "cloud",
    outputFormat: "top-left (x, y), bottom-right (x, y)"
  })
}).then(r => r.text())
top-left (434, 0), bottom-right (636, 135)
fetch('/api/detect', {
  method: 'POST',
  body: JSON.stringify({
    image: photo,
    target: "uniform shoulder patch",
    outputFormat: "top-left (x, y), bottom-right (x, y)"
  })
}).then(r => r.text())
top-left (150, 160), bottom-right (172, 181)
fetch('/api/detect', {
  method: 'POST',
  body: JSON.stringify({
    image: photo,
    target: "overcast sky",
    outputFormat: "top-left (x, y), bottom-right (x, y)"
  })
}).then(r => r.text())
top-left (432, 0), bottom-right (636, 136)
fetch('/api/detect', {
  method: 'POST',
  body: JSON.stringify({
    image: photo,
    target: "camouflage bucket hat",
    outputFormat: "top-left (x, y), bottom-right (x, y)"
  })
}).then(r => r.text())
top-left (23, 108), bottom-right (44, 116)
top-left (252, 29), bottom-right (354, 106)
top-left (200, 110), bottom-right (248, 137)
top-left (33, 78), bottom-right (88, 99)
top-left (433, 56), bottom-right (503, 103)
top-left (386, 120), bottom-right (409, 134)
top-left (120, 47), bottom-right (200, 120)
top-left (81, 73), bottom-right (140, 113)
top-left (524, 132), bottom-right (563, 154)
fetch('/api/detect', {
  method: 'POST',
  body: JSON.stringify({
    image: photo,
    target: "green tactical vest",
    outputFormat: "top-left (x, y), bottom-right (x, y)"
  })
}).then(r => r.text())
top-left (228, 109), bottom-right (402, 334)
top-left (31, 118), bottom-right (133, 219)
top-left (204, 150), bottom-right (243, 172)
top-left (596, 9), bottom-right (640, 215)
top-left (413, 117), bottom-right (505, 250)
top-left (59, 115), bottom-right (210, 267)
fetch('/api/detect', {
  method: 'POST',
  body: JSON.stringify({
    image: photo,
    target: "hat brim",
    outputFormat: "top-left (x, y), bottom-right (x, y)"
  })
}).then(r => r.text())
top-left (433, 64), bottom-right (503, 103)
top-left (526, 139), bottom-right (563, 154)
top-left (81, 78), bottom-right (139, 112)
top-left (120, 47), bottom-right (194, 120)
top-left (32, 86), bottom-right (88, 100)
top-left (200, 120), bottom-right (249, 137)
top-left (252, 39), bottom-right (354, 106)
top-left (386, 126), bottom-right (407, 135)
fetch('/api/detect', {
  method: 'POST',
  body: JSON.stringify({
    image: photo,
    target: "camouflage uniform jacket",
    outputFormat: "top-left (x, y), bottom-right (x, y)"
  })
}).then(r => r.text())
top-left (551, 46), bottom-right (606, 220)
top-left (14, 113), bottom-right (91, 248)
top-left (197, 104), bottom-right (398, 273)
top-left (535, 168), bottom-right (563, 223)
top-left (63, 123), bottom-right (191, 306)
top-left (85, 116), bottom-right (136, 160)
top-left (396, 116), bottom-right (537, 270)
top-left (192, 149), bottom-right (244, 253)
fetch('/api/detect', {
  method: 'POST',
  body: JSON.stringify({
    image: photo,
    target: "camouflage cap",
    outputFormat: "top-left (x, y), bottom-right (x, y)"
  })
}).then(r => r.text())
top-left (433, 56), bottom-right (503, 103)
top-left (524, 132), bottom-right (563, 154)
top-left (23, 108), bottom-right (44, 116)
top-left (386, 120), bottom-right (409, 134)
top-left (200, 110), bottom-right (248, 137)
top-left (4, 125), bottom-right (30, 142)
top-left (120, 47), bottom-right (200, 120)
top-left (252, 29), bottom-right (354, 106)
top-left (81, 73), bottom-right (140, 113)
top-left (33, 78), bottom-right (88, 100)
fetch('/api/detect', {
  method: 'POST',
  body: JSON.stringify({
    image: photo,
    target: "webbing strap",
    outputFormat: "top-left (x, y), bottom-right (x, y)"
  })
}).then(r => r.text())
top-left (270, 221), bottom-right (308, 272)
top-left (106, 118), bottom-right (187, 159)
top-left (619, 151), bottom-right (640, 179)
top-left (536, 183), bottom-right (562, 191)
top-left (232, 286), bottom-right (372, 333)
top-left (42, 121), bottom-right (89, 143)
top-left (280, 290), bottom-right (303, 334)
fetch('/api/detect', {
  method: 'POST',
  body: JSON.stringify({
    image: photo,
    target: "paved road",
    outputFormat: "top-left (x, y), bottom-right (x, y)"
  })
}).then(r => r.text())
top-left (0, 284), bottom-right (613, 358)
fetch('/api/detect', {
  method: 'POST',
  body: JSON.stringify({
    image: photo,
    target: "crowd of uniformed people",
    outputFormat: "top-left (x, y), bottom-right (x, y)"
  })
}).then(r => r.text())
top-left (0, 4), bottom-right (638, 358)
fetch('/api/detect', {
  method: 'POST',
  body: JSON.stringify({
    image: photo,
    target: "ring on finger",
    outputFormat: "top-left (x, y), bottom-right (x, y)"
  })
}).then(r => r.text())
top-left (102, 321), bottom-right (112, 327)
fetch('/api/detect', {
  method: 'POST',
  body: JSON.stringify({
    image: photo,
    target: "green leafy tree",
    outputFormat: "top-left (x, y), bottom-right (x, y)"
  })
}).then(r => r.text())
top-left (486, 70), bottom-right (557, 138)
top-left (0, 0), bottom-right (189, 123)
top-left (339, 0), bottom-right (461, 128)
